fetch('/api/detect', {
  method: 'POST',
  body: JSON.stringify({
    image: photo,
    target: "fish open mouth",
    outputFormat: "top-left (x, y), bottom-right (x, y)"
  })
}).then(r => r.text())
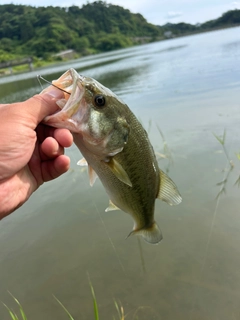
top-left (42, 69), bottom-right (86, 132)
top-left (52, 68), bottom-right (84, 104)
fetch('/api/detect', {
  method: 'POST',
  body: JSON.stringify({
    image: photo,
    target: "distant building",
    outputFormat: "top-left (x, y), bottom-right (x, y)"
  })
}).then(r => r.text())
top-left (131, 37), bottom-right (151, 44)
top-left (164, 31), bottom-right (174, 38)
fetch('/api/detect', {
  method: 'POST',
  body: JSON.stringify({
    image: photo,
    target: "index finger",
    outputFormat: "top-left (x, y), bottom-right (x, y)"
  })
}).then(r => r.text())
top-left (36, 124), bottom-right (73, 147)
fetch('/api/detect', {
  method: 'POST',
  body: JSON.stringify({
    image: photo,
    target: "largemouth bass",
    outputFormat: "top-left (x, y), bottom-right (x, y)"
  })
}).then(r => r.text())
top-left (42, 68), bottom-right (182, 244)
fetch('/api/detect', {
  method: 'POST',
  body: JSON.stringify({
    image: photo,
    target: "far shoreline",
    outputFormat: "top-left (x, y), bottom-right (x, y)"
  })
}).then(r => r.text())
top-left (0, 24), bottom-right (239, 82)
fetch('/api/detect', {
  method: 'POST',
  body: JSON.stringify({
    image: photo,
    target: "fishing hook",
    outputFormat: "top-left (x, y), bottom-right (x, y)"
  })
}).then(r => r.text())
top-left (37, 75), bottom-right (71, 95)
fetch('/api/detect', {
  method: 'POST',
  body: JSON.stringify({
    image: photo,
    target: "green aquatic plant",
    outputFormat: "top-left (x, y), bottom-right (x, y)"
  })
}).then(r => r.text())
top-left (53, 277), bottom-right (100, 320)
top-left (3, 291), bottom-right (158, 320)
top-left (213, 129), bottom-right (240, 198)
top-left (213, 129), bottom-right (233, 199)
top-left (234, 152), bottom-right (240, 187)
top-left (235, 152), bottom-right (240, 161)
top-left (89, 281), bottom-right (99, 320)
top-left (3, 292), bottom-right (27, 320)
top-left (4, 294), bottom-right (126, 320)
top-left (234, 175), bottom-right (240, 187)
top-left (215, 165), bottom-right (234, 200)
top-left (113, 300), bottom-right (125, 320)
top-left (212, 129), bottom-right (234, 168)
top-left (53, 296), bottom-right (74, 320)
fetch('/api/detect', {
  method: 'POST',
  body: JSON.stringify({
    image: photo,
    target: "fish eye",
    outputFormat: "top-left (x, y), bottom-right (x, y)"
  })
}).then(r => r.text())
top-left (94, 95), bottom-right (105, 108)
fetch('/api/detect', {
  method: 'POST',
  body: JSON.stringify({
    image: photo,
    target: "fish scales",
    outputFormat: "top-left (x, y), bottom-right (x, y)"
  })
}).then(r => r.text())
top-left (73, 108), bottom-right (159, 229)
top-left (42, 68), bottom-right (182, 244)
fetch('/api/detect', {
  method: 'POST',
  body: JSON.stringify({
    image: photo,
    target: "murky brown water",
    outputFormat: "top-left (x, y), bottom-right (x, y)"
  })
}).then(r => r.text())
top-left (0, 27), bottom-right (240, 320)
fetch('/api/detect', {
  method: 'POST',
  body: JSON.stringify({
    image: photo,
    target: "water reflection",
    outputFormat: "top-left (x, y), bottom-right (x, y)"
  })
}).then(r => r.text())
top-left (0, 53), bottom-right (149, 103)
top-left (152, 43), bottom-right (188, 54)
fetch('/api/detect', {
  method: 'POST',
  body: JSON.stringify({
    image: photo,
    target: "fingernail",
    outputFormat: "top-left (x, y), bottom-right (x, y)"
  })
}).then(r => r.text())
top-left (44, 86), bottom-right (64, 99)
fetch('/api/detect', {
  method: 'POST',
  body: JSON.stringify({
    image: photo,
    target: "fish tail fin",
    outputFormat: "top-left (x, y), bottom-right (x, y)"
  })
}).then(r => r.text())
top-left (127, 222), bottom-right (163, 244)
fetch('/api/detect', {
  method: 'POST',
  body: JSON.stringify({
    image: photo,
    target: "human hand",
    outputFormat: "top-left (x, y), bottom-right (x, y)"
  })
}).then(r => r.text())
top-left (0, 87), bottom-right (73, 219)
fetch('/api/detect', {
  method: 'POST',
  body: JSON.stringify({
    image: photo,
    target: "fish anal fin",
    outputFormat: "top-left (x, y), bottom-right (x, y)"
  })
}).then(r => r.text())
top-left (77, 158), bottom-right (88, 166)
top-left (158, 170), bottom-right (182, 205)
top-left (105, 200), bottom-right (120, 212)
top-left (106, 158), bottom-right (132, 187)
top-left (88, 166), bottom-right (98, 187)
top-left (127, 222), bottom-right (163, 244)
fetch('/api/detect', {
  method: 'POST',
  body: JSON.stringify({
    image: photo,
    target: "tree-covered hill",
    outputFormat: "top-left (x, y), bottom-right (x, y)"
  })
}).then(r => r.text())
top-left (0, 2), bottom-right (240, 64)
top-left (0, 1), bottom-right (162, 60)
top-left (161, 9), bottom-right (240, 36)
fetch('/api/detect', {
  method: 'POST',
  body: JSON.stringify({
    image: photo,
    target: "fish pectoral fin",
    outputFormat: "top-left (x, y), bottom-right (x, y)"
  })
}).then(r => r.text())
top-left (105, 200), bottom-right (120, 212)
top-left (77, 158), bottom-right (88, 166)
top-left (127, 222), bottom-right (163, 244)
top-left (105, 158), bottom-right (132, 187)
top-left (157, 170), bottom-right (182, 205)
top-left (88, 165), bottom-right (98, 187)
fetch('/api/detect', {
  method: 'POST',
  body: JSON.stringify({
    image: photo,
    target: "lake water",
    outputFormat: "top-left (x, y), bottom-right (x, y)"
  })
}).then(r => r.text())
top-left (1, 27), bottom-right (240, 320)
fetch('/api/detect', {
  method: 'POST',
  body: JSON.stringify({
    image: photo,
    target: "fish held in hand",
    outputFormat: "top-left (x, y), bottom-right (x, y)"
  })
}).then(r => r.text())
top-left (42, 68), bottom-right (182, 244)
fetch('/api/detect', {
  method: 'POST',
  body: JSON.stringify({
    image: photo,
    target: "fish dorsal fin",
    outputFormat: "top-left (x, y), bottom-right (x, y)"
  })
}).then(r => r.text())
top-left (105, 200), bottom-right (120, 212)
top-left (77, 158), bottom-right (88, 166)
top-left (105, 158), bottom-right (132, 187)
top-left (88, 165), bottom-right (98, 186)
top-left (157, 170), bottom-right (182, 205)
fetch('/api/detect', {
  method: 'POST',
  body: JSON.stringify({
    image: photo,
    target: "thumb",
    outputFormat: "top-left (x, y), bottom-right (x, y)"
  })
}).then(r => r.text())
top-left (23, 86), bottom-right (64, 127)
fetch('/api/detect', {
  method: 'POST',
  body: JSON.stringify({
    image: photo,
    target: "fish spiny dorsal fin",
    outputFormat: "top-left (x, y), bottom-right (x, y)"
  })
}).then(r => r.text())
top-left (105, 200), bottom-right (120, 212)
top-left (88, 165), bottom-right (98, 186)
top-left (127, 222), bottom-right (163, 244)
top-left (77, 158), bottom-right (88, 166)
top-left (157, 170), bottom-right (182, 205)
top-left (105, 158), bottom-right (132, 187)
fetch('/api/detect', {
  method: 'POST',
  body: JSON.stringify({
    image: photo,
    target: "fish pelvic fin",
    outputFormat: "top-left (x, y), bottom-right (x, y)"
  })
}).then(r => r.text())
top-left (88, 165), bottom-right (98, 187)
top-left (77, 159), bottom-right (98, 186)
top-left (105, 200), bottom-right (120, 212)
top-left (105, 158), bottom-right (132, 187)
top-left (77, 158), bottom-right (88, 166)
top-left (158, 170), bottom-right (182, 205)
top-left (127, 222), bottom-right (163, 244)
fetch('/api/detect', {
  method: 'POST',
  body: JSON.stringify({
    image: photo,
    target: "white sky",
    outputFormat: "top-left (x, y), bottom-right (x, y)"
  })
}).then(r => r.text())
top-left (0, 0), bottom-right (239, 25)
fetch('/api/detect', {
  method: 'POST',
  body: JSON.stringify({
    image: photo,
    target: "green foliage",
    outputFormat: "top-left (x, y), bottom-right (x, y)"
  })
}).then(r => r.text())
top-left (0, 49), bottom-right (21, 63)
top-left (90, 282), bottom-right (99, 320)
top-left (162, 9), bottom-right (240, 37)
top-left (4, 290), bottom-right (125, 320)
top-left (213, 129), bottom-right (226, 146)
top-left (0, 1), bottom-right (162, 61)
top-left (53, 296), bottom-right (75, 320)
top-left (213, 129), bottom-right (233, 168)
top-left (71, 36), bottom-right (90, 54)
top-left (3, 292), bottom-right (27, 320)
top-left (162, 22), bottom-right (198, 35)
top-left (96, 33), bottom-right (133, 51)
top-left (0, 2), bottom-right (239, 61)
top-left (201, 9), bottom-right (240, 29)
top-left (236, 152), bottom-right (240, 161)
